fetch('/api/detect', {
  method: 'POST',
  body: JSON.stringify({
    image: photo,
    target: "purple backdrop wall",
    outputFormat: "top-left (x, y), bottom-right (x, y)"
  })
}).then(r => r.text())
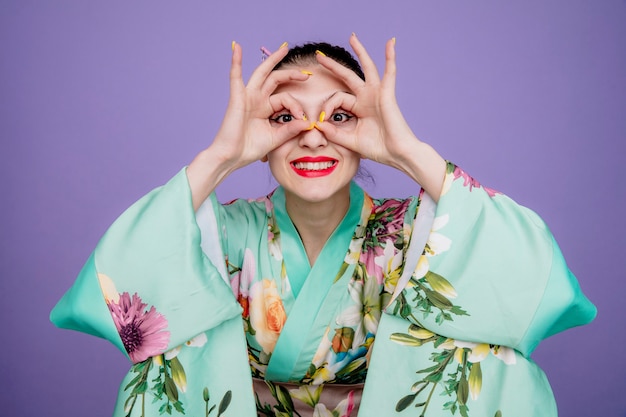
top-left (1, 1), bottom-right (624, 416)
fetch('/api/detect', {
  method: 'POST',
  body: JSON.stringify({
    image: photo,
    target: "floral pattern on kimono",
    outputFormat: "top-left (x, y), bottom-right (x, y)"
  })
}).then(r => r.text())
top-left (222, 178), bottom-right (477, 416)
top-left (50, 162), bottom-right (596, 417)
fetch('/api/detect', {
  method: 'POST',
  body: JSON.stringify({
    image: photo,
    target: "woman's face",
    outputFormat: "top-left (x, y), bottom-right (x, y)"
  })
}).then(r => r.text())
top-left (267, 64), bottom-right (360, 205)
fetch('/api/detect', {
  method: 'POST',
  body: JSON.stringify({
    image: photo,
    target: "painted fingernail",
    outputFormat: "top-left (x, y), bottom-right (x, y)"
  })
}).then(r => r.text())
top-left (314, 123), bottom-right (322, 131)
top-left (302, 113), bottom-right (308, 121)
top-left (279, 41), bottom-right (288, 49)
top-left (392, 37), bottom-right (396, 45)
top-left (231, 41), bottom-right (236, 51)
top-left (318, 111), bottom-right (325, 123)
top-left (305, 122), bottom-right (316, 131)
top-left (315, 50), bottom-right (326, 57)
top-left (301, 70), bottom-right (313, 76)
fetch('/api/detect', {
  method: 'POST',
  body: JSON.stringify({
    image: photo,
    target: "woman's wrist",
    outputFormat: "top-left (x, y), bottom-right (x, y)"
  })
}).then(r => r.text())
top-left (187, 146), bottom-right (239, 210)
top-left (393, 140), bottom-right (446, 202)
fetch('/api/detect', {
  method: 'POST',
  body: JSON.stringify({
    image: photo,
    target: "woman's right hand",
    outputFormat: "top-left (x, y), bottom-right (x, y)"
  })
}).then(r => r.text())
top-left (187, 42), bottom-right (311, 209)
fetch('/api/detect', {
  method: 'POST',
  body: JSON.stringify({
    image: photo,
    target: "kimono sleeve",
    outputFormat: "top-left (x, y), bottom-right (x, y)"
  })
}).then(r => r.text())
top-left (416, 163), bottom-right (596, 356)
top-left (50, 168), bottom-right (242, 363)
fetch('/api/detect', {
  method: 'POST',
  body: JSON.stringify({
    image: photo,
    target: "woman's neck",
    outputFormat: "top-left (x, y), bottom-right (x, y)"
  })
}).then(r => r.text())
top-left (284, 186), bottom-right (351, 266)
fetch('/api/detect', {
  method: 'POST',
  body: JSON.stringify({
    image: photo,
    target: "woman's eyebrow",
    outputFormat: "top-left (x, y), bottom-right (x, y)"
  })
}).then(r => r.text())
top-left (323, 92), bottom-right (340, 103)
top-left (322, 90), bottom-right (353, 104)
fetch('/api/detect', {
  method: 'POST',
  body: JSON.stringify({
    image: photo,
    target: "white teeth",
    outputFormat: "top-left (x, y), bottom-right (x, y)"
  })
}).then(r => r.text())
top-left (293, 161), bottom-right (336, 171)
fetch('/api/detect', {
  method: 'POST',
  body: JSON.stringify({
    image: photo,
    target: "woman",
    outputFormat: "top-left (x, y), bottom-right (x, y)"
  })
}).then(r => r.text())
top-left (51, 35), bottom-right (596, 416)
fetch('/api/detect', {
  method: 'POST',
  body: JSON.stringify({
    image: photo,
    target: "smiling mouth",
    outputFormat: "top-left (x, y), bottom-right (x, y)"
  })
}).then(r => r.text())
top-left (290, 158), bottom-right (338, 177)
top-left (292, 161), bottom-right (337, 171)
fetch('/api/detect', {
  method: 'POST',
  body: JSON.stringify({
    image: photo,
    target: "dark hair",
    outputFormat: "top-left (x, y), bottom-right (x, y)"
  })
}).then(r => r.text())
top-left (274, 42), bottom-right (365, 81)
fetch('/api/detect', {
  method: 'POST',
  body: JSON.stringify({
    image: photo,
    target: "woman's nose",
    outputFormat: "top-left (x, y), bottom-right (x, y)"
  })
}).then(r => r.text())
top-left (298, 124), bottom-right (328, 149)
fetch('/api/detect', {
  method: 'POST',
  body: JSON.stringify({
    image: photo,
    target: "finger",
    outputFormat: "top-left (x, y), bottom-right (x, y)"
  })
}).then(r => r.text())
top-left (259, 118), bottom-right (311, 163)
top-left (260, 68), bottom-right (311, 97)
top-left (247, 42), bottom-right (290, 89)
top-left (381, 38), bottom-right (397, 94)
top-left (315, 51), bottom-right (365, 93)
top-left (273, 119), bottom-right (312, 145)
top-left (320, 91), bottom-right (358, 119)
top-left (349, 33), bottom-right (381, 85)
top-left (268, 92), bottom-right (306, 120)
top-left (315, 121), bottom-right (360, 155)
top-left (229, 41), bottom-right (245, 93)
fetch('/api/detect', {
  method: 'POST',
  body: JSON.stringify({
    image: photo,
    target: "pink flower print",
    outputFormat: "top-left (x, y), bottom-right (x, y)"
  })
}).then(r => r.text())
top-left (228, 195), bottom-right (273, 218)
top-left (371, 199), bottom-right (413, 248)
top-left (230, 248), bottom-right (255, 298)
top-left (230, 271), bottom-right (240, 297)
top-left (341, 390), bottom-right (356, 417)
top-left (263, 197), bottom-right (274, 215)
top-left (359, 244), bottom-right (384, 284)
top-left (374, 199), bottom-right (410, 236)
top-left (482, 185), bottom-right (499, 198)
top-left (358, 198), bottom-right (411, 282)
top-left (246, 195), bottom-right (274, 215)
top-left (107, 292), bottom-right (170, 363)
top-left (319, 389), bottom-right (356, 417)
top-left (452, 166), bottom-right (500, 197)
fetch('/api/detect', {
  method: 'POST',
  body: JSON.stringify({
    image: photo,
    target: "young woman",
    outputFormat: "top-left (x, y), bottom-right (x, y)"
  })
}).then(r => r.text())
top-left (51, 35), bottom-right (596, 417)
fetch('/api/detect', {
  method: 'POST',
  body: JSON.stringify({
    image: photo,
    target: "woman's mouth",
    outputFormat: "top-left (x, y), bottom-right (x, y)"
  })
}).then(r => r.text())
top-left (290, 157), bottom-right (338, 177)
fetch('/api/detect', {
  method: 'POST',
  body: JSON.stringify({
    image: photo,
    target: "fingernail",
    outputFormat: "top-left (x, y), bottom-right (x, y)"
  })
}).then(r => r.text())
top-left (301, 70), bottom-right (313, 76)
top-left (305, 122), bottom-right (316, 131)
top-left (392, 37), bottom-right (396, 45)
top-left (315, 50), bottom-right (326, 57)
top-left (314, 123), bottom-right (322, 131)
top-left (260, 46), bottom-right (272, 57)
top-left (351, 32), bottom-right (356, 37)
top-left (302, 113), bottom-right (308, 121)
top-left (231, 41), bottom-right (236, 51)
top-left (318, 111), bottom-right (325, 123)
top-left (280, 41), bottom-right (288, 49)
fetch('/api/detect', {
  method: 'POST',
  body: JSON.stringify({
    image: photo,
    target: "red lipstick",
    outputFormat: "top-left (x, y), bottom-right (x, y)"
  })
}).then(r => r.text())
top-left (290, 156), bottom-right (338, 178)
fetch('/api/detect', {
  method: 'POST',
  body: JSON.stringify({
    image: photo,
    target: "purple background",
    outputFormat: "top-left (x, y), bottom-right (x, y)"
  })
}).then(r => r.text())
top-left (1, 1), bottom-right (624, 416)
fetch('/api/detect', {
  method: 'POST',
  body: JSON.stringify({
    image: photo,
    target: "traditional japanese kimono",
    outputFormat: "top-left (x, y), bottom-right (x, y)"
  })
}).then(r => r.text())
top-left (51, 162), bottom-right (596, 417)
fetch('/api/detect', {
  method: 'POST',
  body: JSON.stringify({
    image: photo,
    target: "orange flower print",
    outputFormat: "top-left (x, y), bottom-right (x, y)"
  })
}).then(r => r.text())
top-left (331, 327), bottom-right (355, 354)
top-left (238, 294), bottom-right (250, 319)
top-left (249, 279), bottom-right (287, 354)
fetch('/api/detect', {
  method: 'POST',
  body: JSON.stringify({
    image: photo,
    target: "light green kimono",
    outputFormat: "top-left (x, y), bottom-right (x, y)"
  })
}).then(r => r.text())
top-left (51, 163), bottom-right (596, 417)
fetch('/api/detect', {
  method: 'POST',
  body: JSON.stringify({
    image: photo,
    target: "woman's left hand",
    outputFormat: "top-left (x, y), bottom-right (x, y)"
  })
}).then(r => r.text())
top-left (315, 34), bottom-right (446, 199)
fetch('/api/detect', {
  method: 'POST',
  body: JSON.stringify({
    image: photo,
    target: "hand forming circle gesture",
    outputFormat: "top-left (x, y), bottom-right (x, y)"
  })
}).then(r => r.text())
top-left (315, 34), bottom-right (445, 199)
top-left (314, 34), bottom-right (418, 169)
top-left (209, 42), bottom-right (312, 170)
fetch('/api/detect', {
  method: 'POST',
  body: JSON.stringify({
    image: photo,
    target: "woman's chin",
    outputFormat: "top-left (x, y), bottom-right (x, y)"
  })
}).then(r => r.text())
top-left (283, 181), bottom-right (351, 205)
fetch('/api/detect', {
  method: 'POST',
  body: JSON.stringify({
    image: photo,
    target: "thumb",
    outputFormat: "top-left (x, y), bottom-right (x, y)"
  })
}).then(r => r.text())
top-left (273, 119), bottom-right (312, 145)
top-left (276, 119), bottom-right (313, 144)
top-left (315, 122), bottom-right (360, 155)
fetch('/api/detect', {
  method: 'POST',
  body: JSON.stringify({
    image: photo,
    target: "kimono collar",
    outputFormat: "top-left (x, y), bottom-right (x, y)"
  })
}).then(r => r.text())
top-left (271, 182), bottom-right (365, 298)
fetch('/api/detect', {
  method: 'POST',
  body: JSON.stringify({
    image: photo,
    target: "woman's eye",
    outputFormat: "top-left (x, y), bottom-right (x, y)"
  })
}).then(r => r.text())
top-left (331, 112), bottom-right (353, 123)
top-left (270, 114), bottom-right (293, 124)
